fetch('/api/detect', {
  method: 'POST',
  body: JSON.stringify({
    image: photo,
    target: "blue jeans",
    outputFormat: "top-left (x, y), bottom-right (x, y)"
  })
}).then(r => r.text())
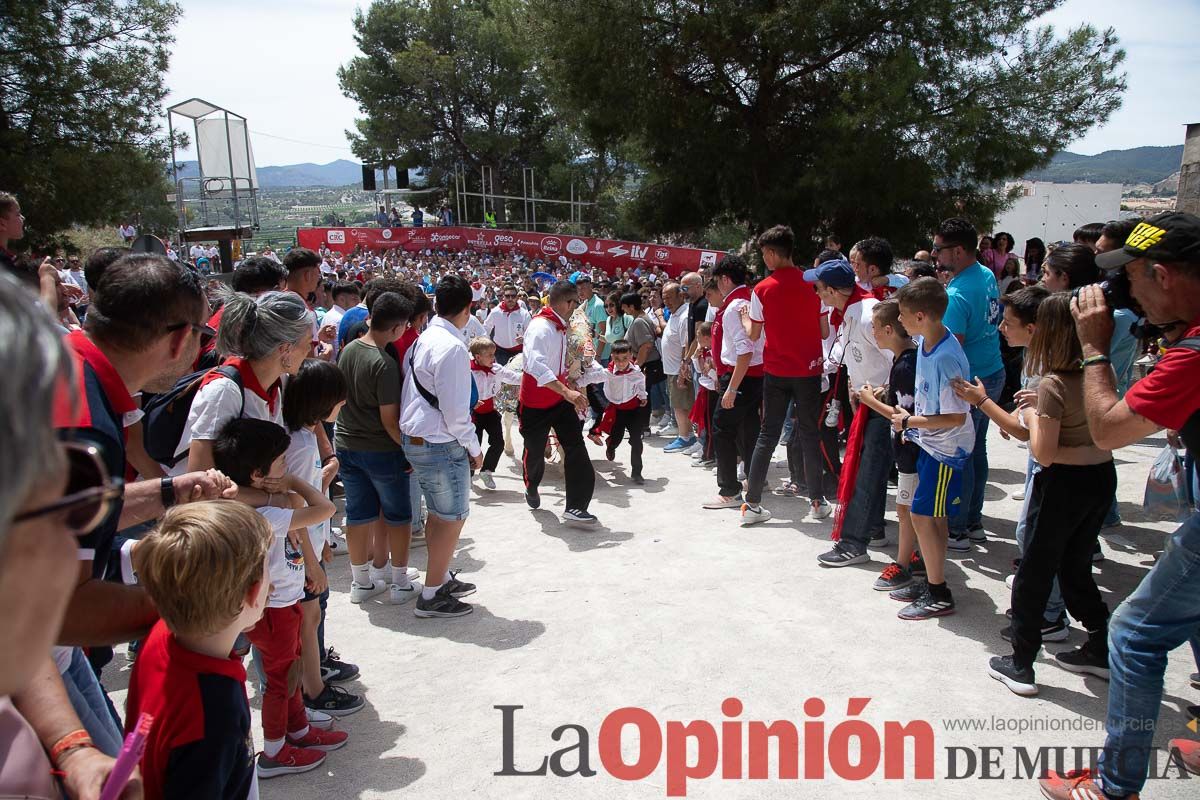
top-left (336, 448), bottom-right (413, 526)
top-left (1014, 456), bottom-right (1065, 623)
top-left (403, 437), bottom-right (471, 521)
top-left (839, 410), bottom-right (891, 553)
top-left (62, 648), bottom-right (123, 756)
top-left (950, 368), bottom-right (1006, 534)
top-left (1098, 511), bottom-right (1200, 795)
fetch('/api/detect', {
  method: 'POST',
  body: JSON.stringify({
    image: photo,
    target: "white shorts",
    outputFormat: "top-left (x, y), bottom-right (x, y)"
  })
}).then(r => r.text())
top-left (896, 471), bottom-right (918, 508)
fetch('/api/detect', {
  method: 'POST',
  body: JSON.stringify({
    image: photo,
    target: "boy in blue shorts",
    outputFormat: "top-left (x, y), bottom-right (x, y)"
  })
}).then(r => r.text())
top-left (888, 277), bottom-right (976, 620)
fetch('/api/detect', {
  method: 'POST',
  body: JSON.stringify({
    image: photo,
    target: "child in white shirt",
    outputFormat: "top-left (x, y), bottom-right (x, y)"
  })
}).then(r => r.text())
top-left (467, 336), bottom-right (523, 489)
top-left (579, 340), bottom-right (649, 484)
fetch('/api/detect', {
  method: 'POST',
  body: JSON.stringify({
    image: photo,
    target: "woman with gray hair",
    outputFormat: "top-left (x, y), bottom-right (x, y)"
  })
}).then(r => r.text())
top-left (0, 272), bottom-right (139, 797)
top-left (171, 288), bottom-right (315, 473)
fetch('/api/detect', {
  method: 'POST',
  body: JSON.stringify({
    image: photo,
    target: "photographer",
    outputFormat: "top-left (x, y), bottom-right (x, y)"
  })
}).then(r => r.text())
top-left (1039, 211), bottom-right (1200, 800)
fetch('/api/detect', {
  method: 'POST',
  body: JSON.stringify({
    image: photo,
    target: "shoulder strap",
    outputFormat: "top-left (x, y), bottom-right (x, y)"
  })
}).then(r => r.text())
top-left (213, 364), bottom-right (246, 419)
top-left (1168, 336), bottom-right (1200, 353)
top-left (407, 346), bottom-right (440, 409)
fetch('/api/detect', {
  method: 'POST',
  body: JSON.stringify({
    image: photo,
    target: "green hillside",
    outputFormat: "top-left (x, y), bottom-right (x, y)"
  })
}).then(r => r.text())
top-left (1024, 145), bottom-right (1183, 184)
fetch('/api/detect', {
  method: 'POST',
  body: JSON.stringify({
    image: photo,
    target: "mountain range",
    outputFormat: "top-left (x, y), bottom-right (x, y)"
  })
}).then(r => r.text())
top-left (171, 145), bottom-right (1186, 190)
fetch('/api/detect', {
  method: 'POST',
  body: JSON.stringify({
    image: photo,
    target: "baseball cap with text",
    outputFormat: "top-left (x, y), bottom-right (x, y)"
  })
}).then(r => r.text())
top-left (1096, 211), bottom-right (1200, 269)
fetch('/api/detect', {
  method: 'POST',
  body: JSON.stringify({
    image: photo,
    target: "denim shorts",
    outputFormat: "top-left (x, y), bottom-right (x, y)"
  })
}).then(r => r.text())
top-left (402, 436), bottom-right (471, 522)
top-left (336, 448), bottom-right (412, 526)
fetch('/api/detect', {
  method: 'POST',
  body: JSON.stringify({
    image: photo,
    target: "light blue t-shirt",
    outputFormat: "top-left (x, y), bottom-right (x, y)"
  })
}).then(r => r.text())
top-left (1109, 308), bottom-right (1140, 398)
top-left (908, 330), bottom-right (976, 469)
top-left (943, 262), bottom-right (1003, 379)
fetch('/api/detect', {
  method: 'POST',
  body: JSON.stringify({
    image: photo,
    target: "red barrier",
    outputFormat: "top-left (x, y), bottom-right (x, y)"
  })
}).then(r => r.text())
top-left (294, 226), bottom-right (723, 277)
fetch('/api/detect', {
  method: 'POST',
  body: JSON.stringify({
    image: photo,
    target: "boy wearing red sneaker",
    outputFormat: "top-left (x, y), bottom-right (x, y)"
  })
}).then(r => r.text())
top-left (213, 418), bottom-right (345, 778)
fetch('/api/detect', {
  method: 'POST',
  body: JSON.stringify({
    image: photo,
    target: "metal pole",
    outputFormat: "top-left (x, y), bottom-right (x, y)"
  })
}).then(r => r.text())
top-left (225, 111), bottom-right (239, 229)
top-left (530, 170), bottom-right (537, 231)
top-left (242, 116), bottom-right (254, 230)
top-left (167, 112), bottom-right (182, 234)
top-left (522, 169), bottom-right (528, 231)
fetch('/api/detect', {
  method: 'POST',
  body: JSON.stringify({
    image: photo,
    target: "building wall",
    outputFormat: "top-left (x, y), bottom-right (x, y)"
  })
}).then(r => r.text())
top-left (994, 182), bottom-right (1123, 244)
top-left (1179, 122), bottom-right (1200, 216)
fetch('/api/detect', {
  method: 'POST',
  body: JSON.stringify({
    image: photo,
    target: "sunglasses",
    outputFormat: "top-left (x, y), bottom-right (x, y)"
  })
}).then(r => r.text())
top-left (166, 320), bottom-right (217, 337)
top-left (13, 442), bottom-right (124, 534)
top-left (931, 244), bottom-right (958, 254)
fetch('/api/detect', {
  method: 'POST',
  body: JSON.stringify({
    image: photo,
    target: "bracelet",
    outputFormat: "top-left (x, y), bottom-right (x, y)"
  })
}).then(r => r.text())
top-left (160, 476), bottom-right (175, 509)
top-left (1080, 354), bottom-right (1111, 367)
top-left (49, 730), bottom-right (94, 767)
top-left (321, 454), bottom-right (336, 466)
top-left (975, 397), bottom-right (988, 408)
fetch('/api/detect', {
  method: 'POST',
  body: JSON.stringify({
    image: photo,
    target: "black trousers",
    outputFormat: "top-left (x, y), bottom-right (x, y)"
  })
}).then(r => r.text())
top-left (474, 409), bottom-right (504, 473)
top-left (712, 373), bottom-right (763, 498)
top-left (495, 346), bottom-right (519, 366)
top-left (610, 405), bottom-right (648, 477)
top-left (745, 373), bottom-right (826, 505)
top-left (701, 388), bottom-right (718, 461)
top-left (520, 401), bottom-right (596, 511)
top-left (1011, 460), bottom-right (1117, 666)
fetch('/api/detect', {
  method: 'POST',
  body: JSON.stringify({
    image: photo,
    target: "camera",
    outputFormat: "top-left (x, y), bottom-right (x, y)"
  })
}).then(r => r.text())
top-left (1072, 268), bottom-right (1139, 314)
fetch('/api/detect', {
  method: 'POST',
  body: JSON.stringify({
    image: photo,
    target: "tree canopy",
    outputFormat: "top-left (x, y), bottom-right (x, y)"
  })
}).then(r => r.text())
top-left (532, 0), bottom-right (1125, 250)
top-left (0, 0), bottom-right (182, 249)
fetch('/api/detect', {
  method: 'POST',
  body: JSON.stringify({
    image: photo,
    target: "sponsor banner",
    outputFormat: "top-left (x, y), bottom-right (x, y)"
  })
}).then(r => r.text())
top-left (295, 226), bottom-right (722, 277)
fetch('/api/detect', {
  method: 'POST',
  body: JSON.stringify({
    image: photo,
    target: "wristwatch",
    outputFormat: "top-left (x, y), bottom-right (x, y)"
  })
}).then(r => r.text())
top-left (160, 476), bottom-right (176, 509)
top-left (900, 415), bottom-right (910, 431)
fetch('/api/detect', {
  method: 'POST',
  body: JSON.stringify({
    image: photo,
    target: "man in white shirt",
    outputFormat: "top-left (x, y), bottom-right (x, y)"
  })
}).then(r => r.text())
top-left (484, 284), bottom-right (532, 365)
top-left (118, 221), bottom-right (137, 243)
top-left (809, 258), bottom-right (895, 565)
top-left (400, 274), bottom-right (482, 618)
top-left (701, 256), bottom-right (766, 510)
top-left (659, 282), bottom-right (695, 453)
top-left (322, 281), bottom-right (360, 359)
top-left (189, 243), bottom-right (206, 263)
top-left (519, 280), bottom-right (597, 526)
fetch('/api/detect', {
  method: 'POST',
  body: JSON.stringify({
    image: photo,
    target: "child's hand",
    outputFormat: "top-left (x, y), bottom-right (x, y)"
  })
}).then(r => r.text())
top-left (639, 397), bottom-right (648, 406)
top-left (1014, 388), bottom-right (1037, 409)
top-left (320, 457), bottom-right (339, 488)
top-left (260, 474), bottom-right (289, 495)
top-left (891, 408), bottom-right (911, 432)
top-left (951, 376), bottom-right (986, 405)
top-left (873, 386), bottom-right (887, 402)
top-left (305, 562), bottom-right (328, 594)
top-left (857, 383), bottom-right (875, 404)
top-left (322, 541), bottom-right (332, 564)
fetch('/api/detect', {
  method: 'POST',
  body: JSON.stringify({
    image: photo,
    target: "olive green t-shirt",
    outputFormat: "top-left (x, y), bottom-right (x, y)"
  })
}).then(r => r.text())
top-left (335, 339), bottom-right (402, 452)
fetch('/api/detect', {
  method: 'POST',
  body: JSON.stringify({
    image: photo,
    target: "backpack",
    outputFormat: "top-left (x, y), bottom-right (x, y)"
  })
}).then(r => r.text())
top-left (142, 364), bottom-right (244, 467)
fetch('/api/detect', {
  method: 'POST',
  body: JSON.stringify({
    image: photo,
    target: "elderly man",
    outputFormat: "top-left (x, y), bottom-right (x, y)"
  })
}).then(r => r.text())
top-left (659, 282), bottom-right (697, 453)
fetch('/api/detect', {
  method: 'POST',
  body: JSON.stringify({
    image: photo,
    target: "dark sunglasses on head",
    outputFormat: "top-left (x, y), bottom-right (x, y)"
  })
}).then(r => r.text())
top-left (13, 442), bottom-right (124, 535)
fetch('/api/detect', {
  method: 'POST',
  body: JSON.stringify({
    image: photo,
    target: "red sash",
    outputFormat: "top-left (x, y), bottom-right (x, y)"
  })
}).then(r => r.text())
top-left (519, 307), bottom-right (568, 409)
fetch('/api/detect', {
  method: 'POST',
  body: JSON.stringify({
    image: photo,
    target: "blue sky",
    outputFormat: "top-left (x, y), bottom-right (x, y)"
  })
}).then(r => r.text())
top-left (165, 0), bottom-right (1199, 166)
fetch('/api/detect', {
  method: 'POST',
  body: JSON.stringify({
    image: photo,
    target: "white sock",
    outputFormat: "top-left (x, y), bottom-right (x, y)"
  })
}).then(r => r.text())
top-left (287, 724), bottom-right (310, 740)
top-left (421, 583), bottom-right (442, 600)
top-left (351, 562), bottom-right (370, 587)
top-left (392, 564), bottom-right (412, 588)
top-left (443, 571), bottom-right (453, 584)
top-left (369, 560), bottom-right (391, 583)
top-left (264, 737), bottom-right (284, 758)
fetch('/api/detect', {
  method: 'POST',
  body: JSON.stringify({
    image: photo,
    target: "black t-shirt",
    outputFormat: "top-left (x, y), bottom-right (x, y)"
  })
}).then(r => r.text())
top-left (887, 347), bottom-right (919, 473)
top-left (688, 297), bottom-right (709, 345)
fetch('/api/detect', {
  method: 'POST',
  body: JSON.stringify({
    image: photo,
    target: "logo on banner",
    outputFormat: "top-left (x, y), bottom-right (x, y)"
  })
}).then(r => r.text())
top-left (566, 238), bottom-right (589, 256)
top-left (381, 228), bottom-right (393, 240)
top-left (631, 245), bottom-right (648, 260)
top-left (327, 230), bottom-right (345, 244)
top-left (494, 234), bottom-right (516, 245)
top-left (700, 251), bottom-right (718, 267)
top-left (430, 233), bottom-right (457, 243)
top-left (541, 236), bottom-right (563, 256)
top-left (655, 249), bottom-right (670, 261)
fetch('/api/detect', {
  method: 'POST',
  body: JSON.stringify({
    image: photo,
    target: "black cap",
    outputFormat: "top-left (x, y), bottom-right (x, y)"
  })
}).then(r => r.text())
top-left (1096, 211), bottom-right (1200, 269)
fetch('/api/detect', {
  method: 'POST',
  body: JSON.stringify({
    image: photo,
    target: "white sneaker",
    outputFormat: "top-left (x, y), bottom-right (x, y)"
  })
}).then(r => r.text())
top-left (329, 526), bottom-right (344, 539)
top-left (811, 499), bottom-right (833, 520)
top-left (681, 440), bottom-right (702, 455)
top-left (1011, 487), bottom-right (1026, 500)
top-left (349, 579), bottom-right (388, 604)
top-left (691, 448), bottom-right (704, 460)
top-left (479, 471), bottom-right (496, 490)
top-left (657, 425), bottom-right (678, 438)
top-left (327, 538), bottom-right (348, 557)
top-left (1005, 573), bottom-right (1015, 590)
top-left (306, 708), bottom-right (335, 730)
top-left (740, 504), bottom-right (772, 526)
top-left (369, 563), bottom-right (392, 585)
top-left (389, 581), bottom-right (423, 605)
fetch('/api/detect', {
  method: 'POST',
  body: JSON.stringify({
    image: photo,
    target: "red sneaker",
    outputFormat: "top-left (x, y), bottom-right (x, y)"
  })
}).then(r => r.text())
top-left (287, 726), bottom-right (349, 752)
top-left (1038, 769), bottom-right (1137, 800)
top-left (1169, 739), bottom-right (1200, 775)
top-left (256, 743), bottom-right (325, 778)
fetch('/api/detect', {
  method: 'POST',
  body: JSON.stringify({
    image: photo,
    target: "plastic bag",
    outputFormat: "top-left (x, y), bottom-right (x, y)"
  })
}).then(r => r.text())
top-left (1143, 445), bottom-right (1189, 522)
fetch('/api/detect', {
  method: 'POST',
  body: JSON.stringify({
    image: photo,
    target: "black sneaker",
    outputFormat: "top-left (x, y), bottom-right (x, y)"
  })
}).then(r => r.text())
top-left (966, 523), bottom-right (987, 543)
top-left (947, 531), bottom-right (972, 553)
top-left (817, 543), bottom-right (869, 567)
top-left (525, 486), bottom-right (541, 509)
top-left (889, 580), bottom-right (927, 602)
top-left (631, 474), bottom-right (645, 486)
top-left (304, 683), bottom-right (365, 716)
top-left (898, 588), bottom-right (955, 620)
top-left (909, 552), bottom-right (927, 577)
top-left (873, 562), bottom-right (914, 591)
top-left (867, 529), bottom-right (887, 547)
top-left (605, 444), bottom-right (616, 461)
top-left (414, 586), bottom-right (473, 618)
top-left (1000, 613), bottom-right (1070, 644)
top-left (1191, 672), bottom-right (1200, 690)
top-left (988, 655), bottom-right (1038, 696)
top-left (1188, 704), bottom-right (1200, 719)
top-left (563, 508), bottom-right (598, 526)
top-left (320, 648), bottom-right (360, 683)
top-left (444, 570), bottom-right (476, 599)
top-left (1055, 643), bottom-right (1110, 680)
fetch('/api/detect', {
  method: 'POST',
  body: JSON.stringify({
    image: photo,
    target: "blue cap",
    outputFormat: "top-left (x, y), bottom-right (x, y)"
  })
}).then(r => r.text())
top-left (803, 258), bottom-right (855, 289)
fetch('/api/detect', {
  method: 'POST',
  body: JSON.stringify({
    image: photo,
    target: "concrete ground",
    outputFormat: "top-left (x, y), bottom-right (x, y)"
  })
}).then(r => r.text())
top-left (108, 424), bottom-right (1198, 799)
